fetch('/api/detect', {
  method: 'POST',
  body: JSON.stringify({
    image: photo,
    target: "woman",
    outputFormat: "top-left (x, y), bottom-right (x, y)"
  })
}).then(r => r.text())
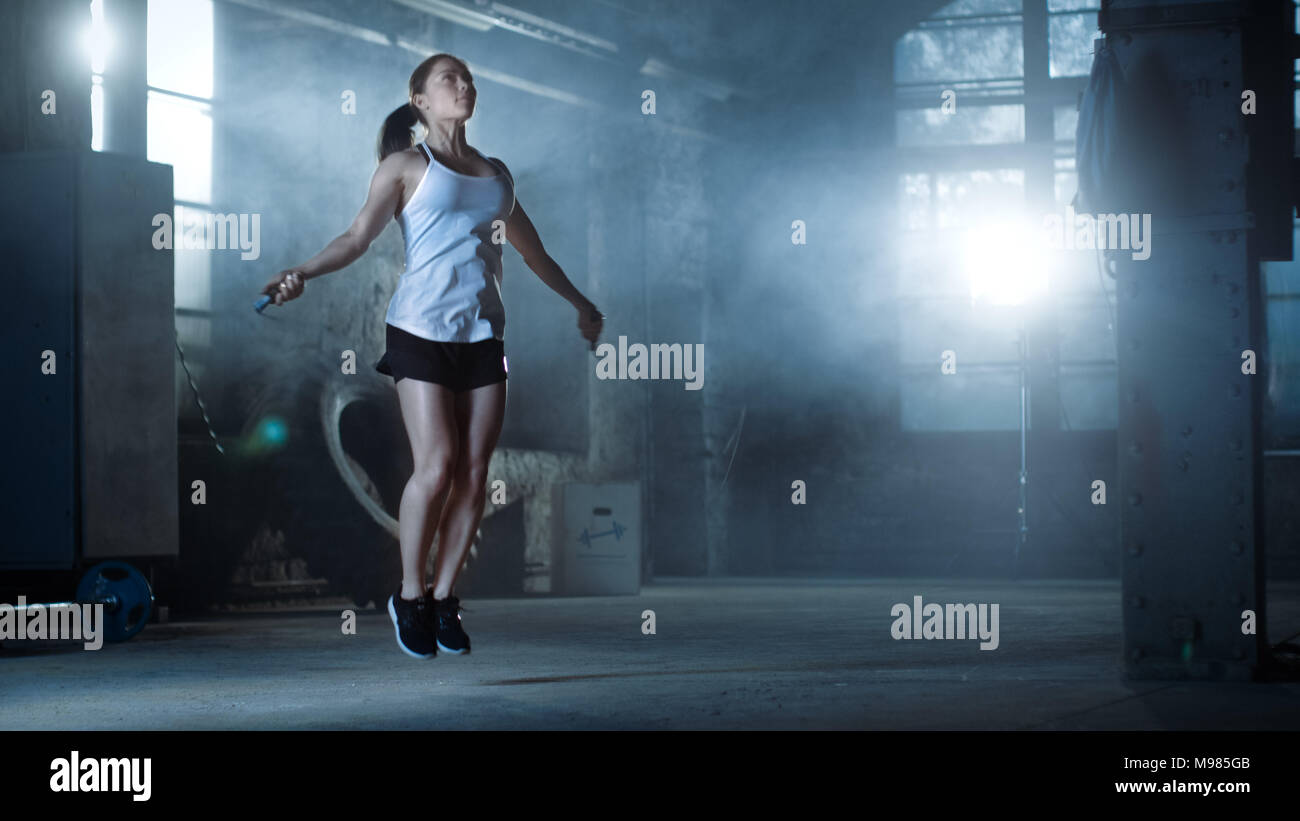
top-left (260, 53), bottom-right (604, 659)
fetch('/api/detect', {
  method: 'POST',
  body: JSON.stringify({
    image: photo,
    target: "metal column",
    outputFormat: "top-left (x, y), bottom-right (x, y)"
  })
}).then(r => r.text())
top-left (1103, 0), bottom-right (1290, 680)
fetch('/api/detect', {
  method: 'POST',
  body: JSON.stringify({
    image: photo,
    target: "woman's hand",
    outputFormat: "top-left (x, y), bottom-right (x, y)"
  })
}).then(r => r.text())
top-left (262, 270), bottom-right (305, 306)
top-left (576, 301), bottom-right (604, 351)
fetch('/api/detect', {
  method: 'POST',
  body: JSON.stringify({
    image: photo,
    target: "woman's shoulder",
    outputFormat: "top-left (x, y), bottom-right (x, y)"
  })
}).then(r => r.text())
top-left (379, 144), bottom-right (429, 174)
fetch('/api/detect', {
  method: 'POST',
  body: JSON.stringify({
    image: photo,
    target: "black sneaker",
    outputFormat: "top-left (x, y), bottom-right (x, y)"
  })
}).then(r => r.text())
top-left (432, 594), bottom-right (471, 655)
top-left (388, 591), bottom-right (437, 659)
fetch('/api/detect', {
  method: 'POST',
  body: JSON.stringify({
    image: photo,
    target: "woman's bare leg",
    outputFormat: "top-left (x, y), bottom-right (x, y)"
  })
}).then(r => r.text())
top-left (394, 377), bottom-right (459, 600)
top-left (430, 380), bottom-right (507, 599)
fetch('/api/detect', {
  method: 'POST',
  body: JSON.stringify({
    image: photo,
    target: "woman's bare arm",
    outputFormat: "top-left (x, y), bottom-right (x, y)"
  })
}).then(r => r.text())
top-left (296, 154), bottom-right (406, 280)
top-left (505, 199), bottom-right (592, 309)
top-left (506, 198), bottom-right (603, 348)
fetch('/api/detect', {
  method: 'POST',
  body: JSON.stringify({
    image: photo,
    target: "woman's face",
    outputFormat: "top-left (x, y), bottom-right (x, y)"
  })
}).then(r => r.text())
top-left (416, 59), bottom-right (475, 124)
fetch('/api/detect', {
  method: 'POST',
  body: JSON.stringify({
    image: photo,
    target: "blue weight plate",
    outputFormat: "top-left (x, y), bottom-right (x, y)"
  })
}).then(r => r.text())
top-left (76, 561), bottom-right (154, 642)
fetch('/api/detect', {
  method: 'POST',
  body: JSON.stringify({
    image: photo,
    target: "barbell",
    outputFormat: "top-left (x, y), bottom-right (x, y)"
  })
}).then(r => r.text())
top-left (3, 561), bottom-right (154, 644)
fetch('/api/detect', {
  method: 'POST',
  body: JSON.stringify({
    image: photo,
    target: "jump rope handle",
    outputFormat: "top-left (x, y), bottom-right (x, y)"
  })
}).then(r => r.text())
top-left (254, 294), bottom-right (272, 313)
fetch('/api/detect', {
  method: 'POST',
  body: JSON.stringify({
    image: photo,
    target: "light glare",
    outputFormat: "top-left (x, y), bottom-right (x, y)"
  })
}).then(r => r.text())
top-left (963, 218), bottom-right (1051, 307)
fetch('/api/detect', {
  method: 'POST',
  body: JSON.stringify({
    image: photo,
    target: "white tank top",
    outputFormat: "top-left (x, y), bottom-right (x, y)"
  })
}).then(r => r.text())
top-left (385, 142), bottom-right (515, 342)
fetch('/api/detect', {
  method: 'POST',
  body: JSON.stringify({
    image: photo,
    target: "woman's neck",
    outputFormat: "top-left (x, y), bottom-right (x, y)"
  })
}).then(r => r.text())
top-left (424, 124), bottom-right (468, 158)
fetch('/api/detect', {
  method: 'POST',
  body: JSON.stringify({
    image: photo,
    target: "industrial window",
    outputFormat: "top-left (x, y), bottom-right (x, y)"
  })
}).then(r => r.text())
top-left (1263, 0), bottom-right (1300, 446)
top-left (89, 0), bottom-right (214, 321)
top-left (146, 0), bottom-right (215, 394)
top-left (894, 0), bottom-right (1110, 431)
top-left (89, 1), bottom-right (107, 151)
top-left (1049, 0), bottom-right (1102, 78)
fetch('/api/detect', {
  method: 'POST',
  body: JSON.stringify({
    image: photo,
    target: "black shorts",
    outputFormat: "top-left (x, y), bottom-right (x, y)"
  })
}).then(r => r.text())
top-left (375, 323), bottom-right (508, 392)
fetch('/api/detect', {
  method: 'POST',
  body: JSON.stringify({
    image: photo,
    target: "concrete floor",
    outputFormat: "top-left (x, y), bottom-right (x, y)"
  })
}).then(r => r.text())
top-left (3, 578), bottom-right (1299, 730)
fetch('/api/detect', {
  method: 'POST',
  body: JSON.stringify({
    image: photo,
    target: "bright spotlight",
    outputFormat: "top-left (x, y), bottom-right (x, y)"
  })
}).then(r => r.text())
top-left (961, 218), bottom-right (1051, 307)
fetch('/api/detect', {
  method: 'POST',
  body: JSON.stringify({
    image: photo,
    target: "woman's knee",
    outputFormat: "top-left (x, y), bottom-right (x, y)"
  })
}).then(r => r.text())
top-left (411, 454), bottom-right (457, 496)
top-left (454, 461), bottom-right (491, 499)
